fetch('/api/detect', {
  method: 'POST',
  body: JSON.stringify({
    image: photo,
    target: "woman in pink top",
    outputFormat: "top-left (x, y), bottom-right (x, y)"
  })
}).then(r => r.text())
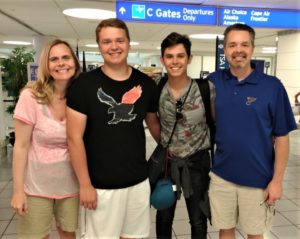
top-left (11, 39), bottom-right (81, 239)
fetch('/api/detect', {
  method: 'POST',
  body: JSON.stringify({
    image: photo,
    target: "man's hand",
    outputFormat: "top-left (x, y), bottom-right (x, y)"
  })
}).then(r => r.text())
top-left (264, 180), bottom-right (282, 205)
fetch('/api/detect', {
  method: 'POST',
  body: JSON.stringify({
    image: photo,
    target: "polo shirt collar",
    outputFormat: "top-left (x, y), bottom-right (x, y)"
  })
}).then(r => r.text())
top-left (224, 63), bottom-right (260, 85)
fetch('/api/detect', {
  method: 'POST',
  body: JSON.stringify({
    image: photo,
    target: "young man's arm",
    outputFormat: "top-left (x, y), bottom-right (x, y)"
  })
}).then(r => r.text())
top-left (145, 112), bottom-right (160, 143)
top-left (66, 107), bottom-right (97, 210)
top-left (264, 134), bottom-right (289, 205)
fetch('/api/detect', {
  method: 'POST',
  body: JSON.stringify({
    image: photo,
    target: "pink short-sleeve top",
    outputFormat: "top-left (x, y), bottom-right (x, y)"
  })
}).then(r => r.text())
top-left (14, 89), bottom-right (78, 198)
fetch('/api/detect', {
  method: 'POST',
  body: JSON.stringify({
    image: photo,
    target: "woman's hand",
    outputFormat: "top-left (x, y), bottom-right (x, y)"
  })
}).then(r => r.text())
top-left (11, 192), bottom-right (28, 216)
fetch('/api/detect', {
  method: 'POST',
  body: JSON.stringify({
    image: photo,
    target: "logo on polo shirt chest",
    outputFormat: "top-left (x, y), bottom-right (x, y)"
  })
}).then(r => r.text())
top-left (245, 97), bottom-right (257, 106)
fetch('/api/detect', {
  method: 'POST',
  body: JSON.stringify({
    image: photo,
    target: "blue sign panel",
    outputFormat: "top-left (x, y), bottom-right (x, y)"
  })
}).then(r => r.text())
top-left (219, 7), bottom-right (300, 29)
top-left (116, 1), bottom-right (217, 25)
top-left (215, 38), bottom-right (228, 71)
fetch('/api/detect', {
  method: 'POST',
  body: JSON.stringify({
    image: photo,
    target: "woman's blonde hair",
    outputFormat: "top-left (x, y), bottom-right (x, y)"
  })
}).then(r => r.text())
top-left (26, 39), bottom-right (81, 104)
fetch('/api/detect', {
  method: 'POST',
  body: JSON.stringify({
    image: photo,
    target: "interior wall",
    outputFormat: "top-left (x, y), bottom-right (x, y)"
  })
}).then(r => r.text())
top-left (276, 31), bottom-right (300, 106)
top-left (202, 56), bottom-right (215, 73)
top-left (188, 55), bottom-right (202, 78)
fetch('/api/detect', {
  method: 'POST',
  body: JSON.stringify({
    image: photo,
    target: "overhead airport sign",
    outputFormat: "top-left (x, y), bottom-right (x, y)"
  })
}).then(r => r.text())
top-left (219, 7), bottom-right (300, 29)
top-left (116, 1), bottom-right (217, 25)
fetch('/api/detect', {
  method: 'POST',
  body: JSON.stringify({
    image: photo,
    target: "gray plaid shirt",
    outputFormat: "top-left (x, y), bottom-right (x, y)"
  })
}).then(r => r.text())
top-left (159, 78), bottom-right (215, 158)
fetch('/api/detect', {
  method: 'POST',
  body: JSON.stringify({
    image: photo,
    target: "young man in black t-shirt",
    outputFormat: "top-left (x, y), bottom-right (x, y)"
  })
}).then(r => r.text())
top-left (66, 18), bottom-right (160, 238)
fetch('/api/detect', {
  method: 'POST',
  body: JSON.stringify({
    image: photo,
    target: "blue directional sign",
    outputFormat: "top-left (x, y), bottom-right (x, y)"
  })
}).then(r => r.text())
top-left (116, 1), bottom-right (217, 25)
top-left (219, 7), bottom-right (300, 29)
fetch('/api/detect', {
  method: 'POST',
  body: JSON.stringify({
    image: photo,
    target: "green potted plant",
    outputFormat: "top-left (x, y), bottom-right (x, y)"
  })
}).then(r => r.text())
top-left (0, 46), bottom-right (35, 114)
top-left (0, 46), bottom-right (35, 145)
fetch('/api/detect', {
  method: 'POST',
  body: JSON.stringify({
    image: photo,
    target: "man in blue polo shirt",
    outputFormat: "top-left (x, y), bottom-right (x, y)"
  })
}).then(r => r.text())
top-left (208, 23), bottom-right (297, 239)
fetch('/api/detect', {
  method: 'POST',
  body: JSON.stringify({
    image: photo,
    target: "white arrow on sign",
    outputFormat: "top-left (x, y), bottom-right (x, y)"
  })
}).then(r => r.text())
top-left (119, 7), bottom-right (126, 15)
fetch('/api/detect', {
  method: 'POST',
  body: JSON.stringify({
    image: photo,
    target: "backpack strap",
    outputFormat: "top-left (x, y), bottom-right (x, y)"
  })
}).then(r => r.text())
top-left (157, 76), bottom-right (168, 97)
top-left (196, 78), bottom-right (215, 161)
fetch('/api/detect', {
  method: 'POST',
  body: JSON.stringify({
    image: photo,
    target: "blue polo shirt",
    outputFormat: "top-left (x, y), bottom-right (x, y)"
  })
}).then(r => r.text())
top-left (208, 67), bottom-right (297, 188)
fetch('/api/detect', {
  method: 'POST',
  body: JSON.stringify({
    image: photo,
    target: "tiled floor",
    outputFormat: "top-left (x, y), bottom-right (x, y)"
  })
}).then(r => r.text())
top-left (1, 129), bottom-right (300, 238)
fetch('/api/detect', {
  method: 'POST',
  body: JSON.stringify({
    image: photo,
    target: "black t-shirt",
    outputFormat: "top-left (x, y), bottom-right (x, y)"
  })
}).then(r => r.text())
top-left (67, 67), bottom-right (158, 189)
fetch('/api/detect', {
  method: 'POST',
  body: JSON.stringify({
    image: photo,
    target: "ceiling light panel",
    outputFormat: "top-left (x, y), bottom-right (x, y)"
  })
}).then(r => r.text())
top-left (3, 41), bottom-right (32, 45)
top-left (63, 8), bottom-right (116, 20)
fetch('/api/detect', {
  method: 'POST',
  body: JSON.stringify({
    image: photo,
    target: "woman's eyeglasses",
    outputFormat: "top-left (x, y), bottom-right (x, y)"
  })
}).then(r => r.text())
top-left (176, 100), bottom-right (183, 120)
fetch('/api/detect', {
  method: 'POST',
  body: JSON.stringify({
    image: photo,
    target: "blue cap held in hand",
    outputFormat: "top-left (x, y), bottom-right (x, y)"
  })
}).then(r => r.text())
top-left (150, 179), bottom-right (176, 210)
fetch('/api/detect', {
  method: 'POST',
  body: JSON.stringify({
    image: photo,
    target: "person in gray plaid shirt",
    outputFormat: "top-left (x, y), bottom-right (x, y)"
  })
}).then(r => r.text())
top-left (156, 32), bottom-right (215, 239)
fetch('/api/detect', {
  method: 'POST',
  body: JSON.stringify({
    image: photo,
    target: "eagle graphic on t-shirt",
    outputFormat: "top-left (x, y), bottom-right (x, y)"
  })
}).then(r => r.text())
top-left (97, 86), bottom-right (142, 124)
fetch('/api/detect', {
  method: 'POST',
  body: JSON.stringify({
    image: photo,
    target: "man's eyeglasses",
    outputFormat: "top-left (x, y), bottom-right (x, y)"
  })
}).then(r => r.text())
top-left (176, 100), bottom-right (183, 120)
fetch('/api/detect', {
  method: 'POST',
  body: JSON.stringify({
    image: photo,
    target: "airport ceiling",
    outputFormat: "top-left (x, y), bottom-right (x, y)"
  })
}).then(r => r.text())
top-left (0, 0), bottom-right (300, 57)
